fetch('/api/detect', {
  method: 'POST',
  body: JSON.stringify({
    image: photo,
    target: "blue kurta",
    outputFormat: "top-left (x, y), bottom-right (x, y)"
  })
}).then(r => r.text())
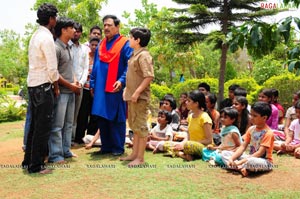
top-left (90, 34), bottom-right (133, 122)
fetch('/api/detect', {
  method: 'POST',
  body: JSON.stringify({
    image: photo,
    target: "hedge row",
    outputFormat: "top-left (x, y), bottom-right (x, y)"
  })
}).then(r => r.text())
top-left (150, 73), bottom-right (300, 113)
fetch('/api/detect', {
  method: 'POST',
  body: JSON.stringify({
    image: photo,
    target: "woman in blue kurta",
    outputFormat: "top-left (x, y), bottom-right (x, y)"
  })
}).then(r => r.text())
top-left (90, 15), bottom-right (132, 155)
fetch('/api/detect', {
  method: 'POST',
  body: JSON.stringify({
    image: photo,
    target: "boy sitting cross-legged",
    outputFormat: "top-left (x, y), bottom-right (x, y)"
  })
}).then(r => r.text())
top-left (221, 101), bottom-right (274, 177)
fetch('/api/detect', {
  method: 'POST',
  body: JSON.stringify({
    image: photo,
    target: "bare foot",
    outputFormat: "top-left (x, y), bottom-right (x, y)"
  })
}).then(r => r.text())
top-left (85, 144), bottom-right (92, 150)
top-left (39, 169), bottom-right (53, 174)
top-left (240, 168), bottom-right (248, 177)
top-left (120, 155), bottom-right (136, 161)
top-left (153, 148), bottom-right (158, 154)
top-left (127, 158), bottom-right (145, 166)
top-left (56, 160), bottom-right (67, 164)
top-left (176, 151), bottom-right (185, 158)
top-left (71, 153), bottom-right (78, 158)
top-left (209, 159), bottom-right (216, 166)
top-left (185, 154), bottom-right (193, 161)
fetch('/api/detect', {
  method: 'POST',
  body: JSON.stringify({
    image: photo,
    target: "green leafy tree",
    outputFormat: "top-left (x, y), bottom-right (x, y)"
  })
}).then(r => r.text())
top-left (252, 54), bottom-right (285, 84)
top-left (0, 30), bottom-right (27, 84)
top-left (168, 0), bottom-right (280, 105)
top-left (123, 0), bottom-right (187, 84)
top-left (34, 0), bottom-right (107, 39)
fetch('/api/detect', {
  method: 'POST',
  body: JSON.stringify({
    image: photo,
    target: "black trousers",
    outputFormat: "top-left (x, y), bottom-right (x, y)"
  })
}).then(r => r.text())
top-left (22, 83), bottom-right (54, 173)
top-left (75, 89), bottom-right (98, 143)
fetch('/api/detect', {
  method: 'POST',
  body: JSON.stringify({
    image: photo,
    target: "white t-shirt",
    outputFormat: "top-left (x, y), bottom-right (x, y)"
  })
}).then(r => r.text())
top-left (150, 124), bottom-right (173, 141)
top-left (289, 118), bottom-right (300, 140)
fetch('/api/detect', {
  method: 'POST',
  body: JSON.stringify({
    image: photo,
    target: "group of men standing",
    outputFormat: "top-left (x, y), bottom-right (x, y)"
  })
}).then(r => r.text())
top-left (22, 3), bottom-right (132, 174)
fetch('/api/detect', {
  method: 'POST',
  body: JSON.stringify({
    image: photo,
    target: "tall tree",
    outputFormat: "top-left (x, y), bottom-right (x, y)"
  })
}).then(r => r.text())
top-left (34, 0), bottom-right (107, 39)
top-left (168, 0), bottom-right (280, 104)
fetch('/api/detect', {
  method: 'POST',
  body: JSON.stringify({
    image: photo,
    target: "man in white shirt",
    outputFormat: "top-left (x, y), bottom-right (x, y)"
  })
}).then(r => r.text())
top-left (69, 22), bottom-right (89, 144)
top-left (22, 3), bottom-right (59, 174)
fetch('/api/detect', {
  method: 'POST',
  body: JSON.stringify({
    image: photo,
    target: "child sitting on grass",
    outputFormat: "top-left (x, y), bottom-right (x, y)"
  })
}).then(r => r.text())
top-left (202, 107), bottom-right (242, 166)
top-left (274, 101), bottom-right (300, 158)
top-left (146, 110), bottom-right (173, 151)
top-left (221, 101), bottom-right (274, 177)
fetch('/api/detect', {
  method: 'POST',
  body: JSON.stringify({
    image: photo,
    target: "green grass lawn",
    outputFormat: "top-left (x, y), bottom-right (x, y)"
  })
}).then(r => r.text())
top-left (0, 121), bottom-right (300, 199)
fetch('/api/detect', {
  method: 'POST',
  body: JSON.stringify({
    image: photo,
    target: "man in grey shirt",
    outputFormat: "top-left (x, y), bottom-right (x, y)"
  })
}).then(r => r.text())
top-left (48, 17), bottom-right (81, 163)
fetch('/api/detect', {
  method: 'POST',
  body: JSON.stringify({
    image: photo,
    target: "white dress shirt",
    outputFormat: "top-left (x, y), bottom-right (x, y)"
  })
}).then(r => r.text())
top-left (27, 26), bottom-right (59, 87)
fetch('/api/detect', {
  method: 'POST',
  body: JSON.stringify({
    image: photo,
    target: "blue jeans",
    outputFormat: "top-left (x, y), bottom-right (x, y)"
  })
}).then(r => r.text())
top-left (23, 96), bottom-right (31, 150)
top-left (48, 93), bottom-right (75, 162)
top-left (22, 83), bottom-right (54, 173)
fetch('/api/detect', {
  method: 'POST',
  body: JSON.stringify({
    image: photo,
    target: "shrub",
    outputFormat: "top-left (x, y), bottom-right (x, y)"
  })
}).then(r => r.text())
top-left (0, 95), bottom-right (26, 123)
top-left (252, 55), bottom-right (285, 84)
top-left (150, 83), bottom-right (171, 100)
top-left (224, 78), bottom-right (260, 105)
top-left (262, 73), bottom-right (300, 111)
top-left (171, 78), bottom-right (219, 100)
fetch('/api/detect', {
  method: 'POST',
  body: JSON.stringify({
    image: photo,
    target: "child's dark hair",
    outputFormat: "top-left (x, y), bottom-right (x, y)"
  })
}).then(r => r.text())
top-left (198, 82), bottom-right (210, 92)
top-left (234, 96), bottom-right (249, 135)
top-left (260, 88), bottom-right (273, 103)
top-left (220, 107), bottom-right (238, 127)
top-left (89, 37), bottom-right (100, 43)
top-left (54, 17), bottom-right (75, 38)
top-left (164, 96), bottom-right (177, 110)
top-left (188, 90), bottom-right (215, 128)
top-left (158, 110), bottom-right (172, 124)
top-left (189, 90), bottom-right (206, 110)
top-left (206, 93), bottom-right (217, 106)
top-left (234, 87), bottom-right (247, 97)
top-left (295, 101), bottom-right (300, 110)
top-left (103, 15), bottom-right (120, 26)
top-left (130, 28), bottom-right (151, 47)
top-left (36, 3), bottom-right (58, 26)
top-left (251, 101), bottom-right (272, 119)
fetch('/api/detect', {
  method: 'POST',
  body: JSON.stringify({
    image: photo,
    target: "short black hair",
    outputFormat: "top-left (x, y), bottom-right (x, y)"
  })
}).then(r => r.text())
top-left (36, 3), bottom-right (58, 26)
top-left (198, 82), bottom-right (210, 92)
top-left (54, 17), bottom-right (75, 38)
top-left (74, 22), bottom-right (83, 32)
top-left (234, 87), bottom-right (247, 97)
top-left (129, 28), bottom-right (151, 47)
top-left (251, 101), bottom-right (272, 119)
top-left (103, 15), bottom-right (120, 26)
top-left (158, 110), bottom-right (172, 124)
top-left (89, 37), bottom-right (100, 43)
top-left (90, 25), bottom-right (102, 34)
top-left (229, 84), bottom-right (240, 91)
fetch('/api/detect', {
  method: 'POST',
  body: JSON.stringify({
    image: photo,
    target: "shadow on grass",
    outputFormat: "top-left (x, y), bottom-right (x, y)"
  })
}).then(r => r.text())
top-left (224, 168), bottom-right (273, 178)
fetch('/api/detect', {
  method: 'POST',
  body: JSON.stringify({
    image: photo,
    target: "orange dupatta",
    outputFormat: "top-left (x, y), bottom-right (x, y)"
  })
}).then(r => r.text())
top-left (99, 36), bottom-right (128, 92)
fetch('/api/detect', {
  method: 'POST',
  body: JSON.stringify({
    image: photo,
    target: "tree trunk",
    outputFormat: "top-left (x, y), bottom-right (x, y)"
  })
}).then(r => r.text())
top-left (218, 43), bottom-right (228, 106)
top-left (217, 0), bottom-right (229, 107)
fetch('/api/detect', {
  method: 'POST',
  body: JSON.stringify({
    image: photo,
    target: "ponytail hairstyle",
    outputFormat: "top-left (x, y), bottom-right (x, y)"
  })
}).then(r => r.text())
top-left (234, 96), bottom-right (249, 136)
